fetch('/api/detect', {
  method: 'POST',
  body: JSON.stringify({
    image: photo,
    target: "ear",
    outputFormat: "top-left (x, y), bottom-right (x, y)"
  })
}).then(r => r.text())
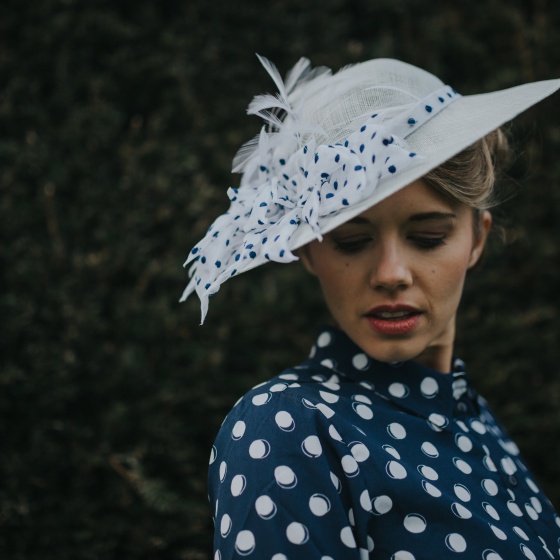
top-left (468, 210), bottom-right (492, 269)
top-left (298, 244), bottom-right (317, 276)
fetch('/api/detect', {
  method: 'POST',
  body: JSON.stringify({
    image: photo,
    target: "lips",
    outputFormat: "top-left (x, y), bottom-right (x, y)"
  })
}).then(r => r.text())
top-left (365, 305), bottom-right (423, 336)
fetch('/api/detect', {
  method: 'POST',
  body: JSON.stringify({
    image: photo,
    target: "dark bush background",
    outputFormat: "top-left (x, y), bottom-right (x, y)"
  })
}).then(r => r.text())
top-left (2, 0), bottom-right (559, 558)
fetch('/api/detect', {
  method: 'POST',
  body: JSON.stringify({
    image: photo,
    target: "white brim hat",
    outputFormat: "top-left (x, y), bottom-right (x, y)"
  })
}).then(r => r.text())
top-left (182, 56), bottom-right (560, 323)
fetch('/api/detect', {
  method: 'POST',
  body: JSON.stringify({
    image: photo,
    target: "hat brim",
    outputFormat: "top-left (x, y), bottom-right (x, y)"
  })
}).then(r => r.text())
top-left (241, 78), bottom-right (560, 274)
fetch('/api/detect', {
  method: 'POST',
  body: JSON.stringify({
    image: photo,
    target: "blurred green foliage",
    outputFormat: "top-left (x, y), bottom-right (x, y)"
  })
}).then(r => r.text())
top-left (1, 0), bottom-right (559, 558)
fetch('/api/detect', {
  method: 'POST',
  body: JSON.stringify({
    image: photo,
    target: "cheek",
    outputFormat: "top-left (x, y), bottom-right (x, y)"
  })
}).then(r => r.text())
top-left (431, 253), bottom-right (472, 304)
top-left (312, 258), bottom-right (358, 312)
top-left (317, 265), bottom-right (348, 301)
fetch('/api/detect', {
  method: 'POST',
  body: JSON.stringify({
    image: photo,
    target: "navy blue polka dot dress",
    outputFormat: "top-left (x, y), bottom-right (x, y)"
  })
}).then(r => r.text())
top-left (209, 326), bottom-right (560, 559)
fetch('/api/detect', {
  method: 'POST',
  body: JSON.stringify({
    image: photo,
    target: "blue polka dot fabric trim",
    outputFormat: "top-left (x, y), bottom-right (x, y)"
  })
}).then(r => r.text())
top-left (209, 326), bottom-right (560, 559)
top-left (182, 75), bottom-right (460, 323)
top-left (391, 85), bottom-right (460, 138)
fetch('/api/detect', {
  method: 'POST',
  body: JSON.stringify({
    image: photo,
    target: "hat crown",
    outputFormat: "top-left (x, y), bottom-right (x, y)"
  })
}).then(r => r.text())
top-left (296, 59), bottom-right (444, 145)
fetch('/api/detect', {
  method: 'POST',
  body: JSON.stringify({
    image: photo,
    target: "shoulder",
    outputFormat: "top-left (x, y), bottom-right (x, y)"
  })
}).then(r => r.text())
top-left (208, 361), bottom-right (397, 503)
top-left (212, 361), bottom-right (390, 452)
top-left (211, 364), bottom-right (340, 459)
top-left (208, 364), bottom-right (382, 557)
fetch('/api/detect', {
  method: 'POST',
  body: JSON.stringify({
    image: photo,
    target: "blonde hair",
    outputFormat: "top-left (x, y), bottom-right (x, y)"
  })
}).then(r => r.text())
top-left (424, 128), bottom-right (511, 211)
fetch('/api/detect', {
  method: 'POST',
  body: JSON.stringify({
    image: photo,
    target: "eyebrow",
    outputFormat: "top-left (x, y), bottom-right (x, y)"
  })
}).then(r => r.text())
top-left (345, 212), bottom-right (456, 225)
top-left (408, 212), bottom-right (457, 222)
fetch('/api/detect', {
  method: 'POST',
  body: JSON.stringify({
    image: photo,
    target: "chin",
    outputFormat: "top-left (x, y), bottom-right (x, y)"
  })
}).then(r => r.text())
top-left (356, 337), bottom-right (426, 365)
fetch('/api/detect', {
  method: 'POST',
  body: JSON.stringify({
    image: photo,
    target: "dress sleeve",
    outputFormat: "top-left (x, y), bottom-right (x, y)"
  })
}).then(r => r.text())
top-left (208, 385), bottom-right (373, 559)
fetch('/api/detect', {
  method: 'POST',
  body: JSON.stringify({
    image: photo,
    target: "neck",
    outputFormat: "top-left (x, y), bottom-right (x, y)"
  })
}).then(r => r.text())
top-left (413, 344), bottom-right (453, 374)
top-left (413, 319), bottom-right (456, 374)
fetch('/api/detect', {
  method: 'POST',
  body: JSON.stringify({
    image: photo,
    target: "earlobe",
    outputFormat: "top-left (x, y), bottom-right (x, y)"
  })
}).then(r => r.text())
top-left (468, 210), bottom-right (492, 268)
top-left (298, 245), bottom-right (316, 276)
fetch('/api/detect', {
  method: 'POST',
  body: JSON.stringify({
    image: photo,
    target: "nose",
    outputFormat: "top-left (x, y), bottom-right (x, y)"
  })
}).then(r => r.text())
top-left (369, 240), bottom-right (413, 292)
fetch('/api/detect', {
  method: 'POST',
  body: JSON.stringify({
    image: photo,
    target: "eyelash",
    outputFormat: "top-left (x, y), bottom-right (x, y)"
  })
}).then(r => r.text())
top-left (409, 236), bottom-right (446, 251)
top-left (333, 239), bottom-right (370, 254)
top-left (333, 236), bottom-right (446, 254)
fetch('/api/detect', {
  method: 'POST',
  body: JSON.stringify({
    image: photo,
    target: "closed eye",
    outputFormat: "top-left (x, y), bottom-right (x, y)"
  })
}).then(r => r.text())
top-left (332, 237), bottom-right (372, 254)
top-left (409, 235), bottom-right (446, 250)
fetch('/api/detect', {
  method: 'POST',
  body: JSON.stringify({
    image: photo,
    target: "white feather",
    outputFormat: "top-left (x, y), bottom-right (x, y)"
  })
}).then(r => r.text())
top-left (284, 57), bottom-right (312, 93)
top-left (233, 56), bottom-right (335, 173)
top-left (255, 54), bottom-right (289, 104)
top-left (232, 134), bottom-right (260, 173)
top-left (248, 93), bottom-right (291, 116)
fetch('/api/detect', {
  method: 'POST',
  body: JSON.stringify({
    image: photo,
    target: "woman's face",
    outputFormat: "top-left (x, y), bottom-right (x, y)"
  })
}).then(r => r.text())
top-left (300, 179), bottom-right (491, 373)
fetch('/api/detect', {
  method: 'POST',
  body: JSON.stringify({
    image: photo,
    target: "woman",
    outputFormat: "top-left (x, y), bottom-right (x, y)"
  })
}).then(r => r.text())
top-left (183, 57), bottom-right (560, 559)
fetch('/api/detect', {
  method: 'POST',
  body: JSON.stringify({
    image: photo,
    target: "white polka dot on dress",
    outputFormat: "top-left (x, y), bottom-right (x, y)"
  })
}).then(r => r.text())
top-left (421, 441), bottom-right (439, 458)
top-left (482, 478), bottom-right (499, 497)
top-left (317, 331), bottom-right (332, 347)
top-left (352, 353), bottom-right (370, 370)
top-left (230, 474), bottom-right (247, 497)
top-left (286, 522), bottom-right (309, 545)
top-left (341, 455), bottom-right (360, 477)
top-left (274, 410), bottom-right (295, 431)
top-left (420, 376), bottom-right (439, 398)
top-left (483, 502), bottom-right (500, 520)
top-left (340, 526), bottom-right (357, 548)
top-left (453, 484), bottom-right (471, 502)
top-left (489, 524), bottom-right (507, 540)
top-left (269, 382), bottom-right (288, 392)
top-left (249, 439), bottom-right (271, 459)
top-left (427, 412), bottom-right (448, 431)
top-left (388, 382), bottom-right (409, 398)
top-left (328, 424), bottom-right (343, 441)
top-left (391, 551), bottom-right (415, 560)
top-left (231, 420), bottom-right (246, 440)
top-left (453, 457), bottom-right (472, 474)
top-left (445, 532), bottom-right (467, 553)
top-left (482, 551), bottom-right (503, 560)
top-left (387, 422), bottom-right (407, 439)
top-left (274, 465), bottom-right (297, 489)
top-left (220, 513), bottom-right (232, 538)
top-left (451, 502), bottom-right (472, 519)
top-left (386, 461), bottom-right (407, 479)
top-left (530, 496), bottom-right (542, 513)
top-left (455, 434), bottom-right (473, 452)
top-left (417, 464), bottom-right (438, 480)
top-left (352, 393), bottom-right (373, 404)
top-left (302, 435), bottom-right (323, 458)
top-left (520, 543), bottom-right (537, 560)
top-left (309, 493), bottom-right (331, 516)
top-left (255, 495), bottom-right (277, 519)
top-left (371, 494), bottom-right (393, 515)
top-left (507, 499), bottom-right (523, 517)
top-left (219, 461), bottom-right (227, 482)
top-left (352, 402), bottom-right (373, 420)
top-left (403, 513), bottom-right (427, 533)
top-left (320, 390), bottom-right (340, 403)
top-left (349, 442), bottom-right (370, 462)
top-left (251, 392), bottom-right (272, 406)
top-left (330, 470), bottom-right (341, 492)
top-left (209, 445), bottom-right (217, 465)
top-left (383, 444), bottom-right (401, 460)
top-left (422, 480), bottom-right (442, 498)
top-left (234, 530), bottom-right (255, 555)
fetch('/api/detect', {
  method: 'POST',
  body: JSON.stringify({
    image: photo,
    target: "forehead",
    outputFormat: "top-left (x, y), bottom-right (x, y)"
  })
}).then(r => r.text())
top-left (344, 179), bottom-right (465, 225)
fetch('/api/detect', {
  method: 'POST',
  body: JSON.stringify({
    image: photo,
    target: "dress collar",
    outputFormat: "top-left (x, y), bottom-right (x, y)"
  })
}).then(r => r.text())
top-left (306, 325), bottom-right (479, 422)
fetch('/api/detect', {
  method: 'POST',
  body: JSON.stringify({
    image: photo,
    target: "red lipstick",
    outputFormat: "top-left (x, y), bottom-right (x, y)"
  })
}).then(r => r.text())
top-left (365, 305), bottom-right (422, 336)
